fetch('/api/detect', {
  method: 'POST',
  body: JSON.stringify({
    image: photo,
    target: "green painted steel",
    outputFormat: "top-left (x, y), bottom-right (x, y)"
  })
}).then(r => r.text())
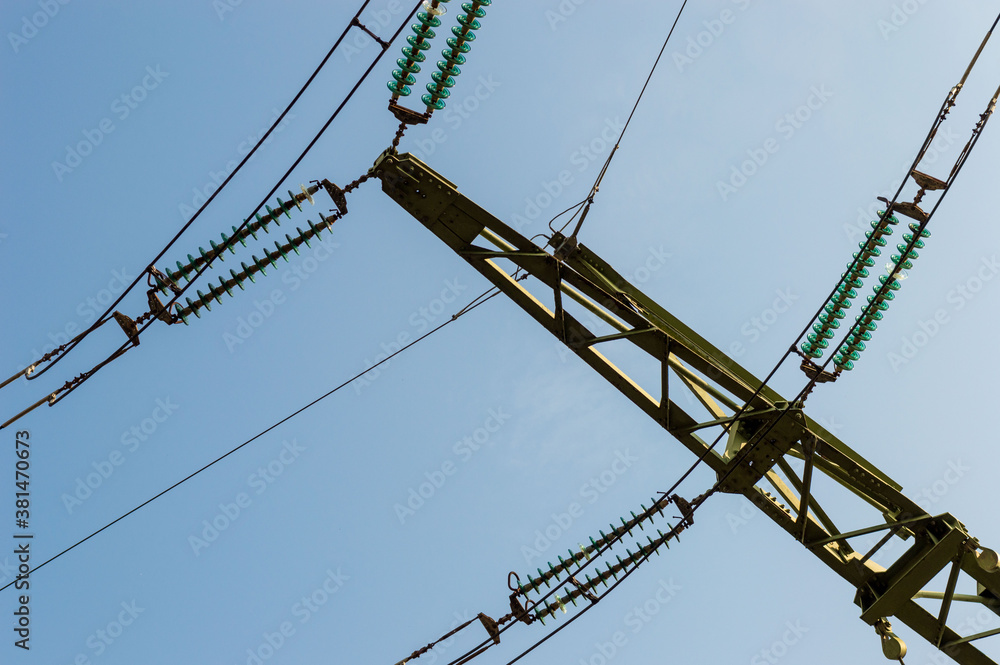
top-left (374, 150), bottom-right (1000, 665)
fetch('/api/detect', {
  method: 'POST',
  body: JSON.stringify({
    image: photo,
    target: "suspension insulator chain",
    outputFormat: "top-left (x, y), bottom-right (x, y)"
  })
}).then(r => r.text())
top-left (800, 207), bottom-right (934, 375)
top-left (834, 222), bottom-right (931, 371)
top-left (160, 184), bottom-right (322, 287)
top-left (801, 209), bottom-right (898, 364)
top-left (796, 28), bottom-right (1000, 379)
top-left (167, 212), bottom-right (341, 324)
top-left (528, 520), bottom-right (691, 624)
top-left (21, 342), bottom-right (73, 380)
top-left (386, 1), bottom-right (492, 125)
top-left (508, 494), bottom-right (694, 626)
top-left (511, 494), bottom-right (673, 599)
top-left (422, 1), bottom-right (490, 113)
top-left (388, 1), bottom-right (449, 101)
top-left (150, 176), bottom-right (371, 325)
top-left (389, 495), bottom-right (688, 665)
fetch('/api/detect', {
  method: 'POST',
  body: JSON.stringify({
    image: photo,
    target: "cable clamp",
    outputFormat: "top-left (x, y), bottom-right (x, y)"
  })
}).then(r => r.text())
top-left (477, 613), bottom-right (500, 645)
top-left (112, 311), bottom-right (140, 346)
top-left (508, 593), bottom-right (536, 625)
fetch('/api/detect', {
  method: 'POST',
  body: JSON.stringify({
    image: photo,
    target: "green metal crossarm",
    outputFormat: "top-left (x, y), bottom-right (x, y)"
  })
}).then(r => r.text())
top-left (373, 151), bottom-right (1000, 664)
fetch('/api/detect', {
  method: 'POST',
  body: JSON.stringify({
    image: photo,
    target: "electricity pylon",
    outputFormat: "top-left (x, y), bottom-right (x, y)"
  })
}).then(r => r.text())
top-left (373, 149), bottom-right (1000, 665)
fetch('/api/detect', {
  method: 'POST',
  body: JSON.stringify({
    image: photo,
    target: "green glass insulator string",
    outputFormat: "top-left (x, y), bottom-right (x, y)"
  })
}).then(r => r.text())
top-left (529, 521), bottom-right (688, 624)
top-left (800, 210), bottom-right (899, 360)
top-left (833, 223), bottom-right (931, 370)
top-left (388, 0), bottom-right (450, 99)
top-left (159, 185), bottom-right (320, 287)
top-left (423, 1), bottom-right (489, 112)
top-left (170, 214), bottom-right (340, 324)
top-left (515, 495), bottom-right (672, 597)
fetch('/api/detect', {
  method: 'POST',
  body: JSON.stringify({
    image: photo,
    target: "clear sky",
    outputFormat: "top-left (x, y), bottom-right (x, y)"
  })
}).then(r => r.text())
top-left (1, 1), bottom-right (999, 664)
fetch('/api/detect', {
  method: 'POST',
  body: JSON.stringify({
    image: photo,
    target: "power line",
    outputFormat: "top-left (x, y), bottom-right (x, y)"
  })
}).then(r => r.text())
top-left (487, 32), bottom-right (1000, 664)
top-left (616, 10), bottom-right (1000, 526)
top-left (0, 0), bottom-right (425, 429)
top-left (10, 5), bottom-right (998, 664)
top-left (0, 287), bottom-right (500, 594)
top-left (555, 0), bottom-right (689, 243)
top-left (11, 0), bottom-right (380, 386)
top-left (399, 14), bottom-right (1000, 665)
top-left (686, 16), bottom-right (1000, 508)
top-left (427, 496), bottom-right (693, 665)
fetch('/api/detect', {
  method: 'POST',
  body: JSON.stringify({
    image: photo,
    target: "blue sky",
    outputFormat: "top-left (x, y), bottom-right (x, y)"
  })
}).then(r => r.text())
top-left (1, 1), bottom-right (999, 664)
